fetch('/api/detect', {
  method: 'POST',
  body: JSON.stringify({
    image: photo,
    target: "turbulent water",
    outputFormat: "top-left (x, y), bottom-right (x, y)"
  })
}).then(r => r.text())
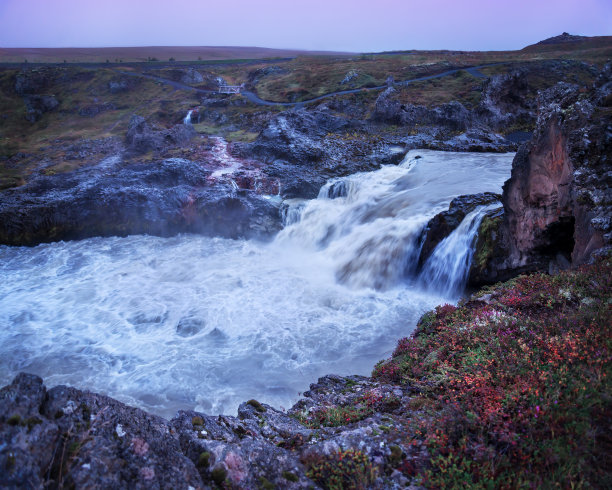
top-left (0, 150), bottom-right (513, 418)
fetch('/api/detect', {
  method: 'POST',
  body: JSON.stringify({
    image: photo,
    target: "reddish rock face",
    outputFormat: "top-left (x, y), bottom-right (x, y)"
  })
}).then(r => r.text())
top-left (504, 122), bottom-right (574, 265)
top-left (474, 65), bottom-right (611, 284)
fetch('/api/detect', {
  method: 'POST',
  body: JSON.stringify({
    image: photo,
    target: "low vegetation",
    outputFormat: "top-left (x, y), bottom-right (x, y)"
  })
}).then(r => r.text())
top-left (373, 254), bottom-right (611, 487)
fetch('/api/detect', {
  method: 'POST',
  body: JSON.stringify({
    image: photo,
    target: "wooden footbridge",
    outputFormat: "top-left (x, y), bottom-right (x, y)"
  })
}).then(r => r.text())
top-left (218, 84), bottom-right (243, 94)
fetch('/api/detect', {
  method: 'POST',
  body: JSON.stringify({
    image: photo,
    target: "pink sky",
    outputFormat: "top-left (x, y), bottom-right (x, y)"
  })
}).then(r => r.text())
top-left (1, 0), bottom-right (610, 52)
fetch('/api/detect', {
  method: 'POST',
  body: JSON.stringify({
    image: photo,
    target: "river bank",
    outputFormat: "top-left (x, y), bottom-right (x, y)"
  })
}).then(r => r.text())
top-left (1, 255), bottom-right (609, 488)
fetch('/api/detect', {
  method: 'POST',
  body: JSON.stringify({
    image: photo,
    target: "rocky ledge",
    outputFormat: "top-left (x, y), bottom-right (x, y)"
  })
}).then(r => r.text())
top-left (0, 370), bottom-right (415, 489)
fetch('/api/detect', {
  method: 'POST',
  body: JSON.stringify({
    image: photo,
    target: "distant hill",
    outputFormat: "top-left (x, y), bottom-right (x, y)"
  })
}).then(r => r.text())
top-left (0, 46), bottom-right (354, 64)
top-left (536, 32), bottom-right (588, 45)
top-left (522, 34), bottom-right (612, 53)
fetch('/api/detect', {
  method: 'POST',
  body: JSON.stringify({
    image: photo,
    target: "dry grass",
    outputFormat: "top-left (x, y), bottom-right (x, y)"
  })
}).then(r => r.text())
top-left (0, 46), bottom-right (352, 64)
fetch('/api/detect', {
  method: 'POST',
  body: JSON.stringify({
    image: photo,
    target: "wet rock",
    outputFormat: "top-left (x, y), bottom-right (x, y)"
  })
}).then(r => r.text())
top-left (0, 156), bottom-right (282, 246)
top-left (437, 128), bottom-right (517, 152)
top-left (418, 192), bottom-right (501, 266)
top-left (468, 206), bottom-right (508, 286)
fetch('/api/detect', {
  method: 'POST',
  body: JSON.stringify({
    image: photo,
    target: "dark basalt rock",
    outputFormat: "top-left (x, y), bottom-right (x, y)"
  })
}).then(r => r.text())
top-left (1, 372), bottom-right (420, 489)
top-left (373, 88), bottom-right (472, 132)
top-left (475, 69), bottom-right (536, 131)
top-left (125, 115), bottom-right (196, 154)
top-left (418, 192), bottom-right (501, 267)
top-left (15, 67), bottom-right (58, 96)
top-left (0, 374), bottom-right (202, 489)
top-left (250, 110), bottom-right (332, 164)
top-left (23, 94), bottom-right (59, 122)
top-left (0, 156), bottom-right (282, 246)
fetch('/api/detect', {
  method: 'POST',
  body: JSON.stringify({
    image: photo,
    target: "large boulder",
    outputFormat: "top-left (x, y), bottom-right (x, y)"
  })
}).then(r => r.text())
top-left (180, 68), bottom-right (204, 85)
top-left (125, 115), bottom-right (196, 154)
top-left (0, 374), bottom-right (202, 489)
top-left (248, 109), bottom-right (349, 166)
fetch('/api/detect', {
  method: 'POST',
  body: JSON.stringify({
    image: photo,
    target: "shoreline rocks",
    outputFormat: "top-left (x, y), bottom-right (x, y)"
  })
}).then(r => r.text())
top-left (0, 372), bottom-right (417, 489)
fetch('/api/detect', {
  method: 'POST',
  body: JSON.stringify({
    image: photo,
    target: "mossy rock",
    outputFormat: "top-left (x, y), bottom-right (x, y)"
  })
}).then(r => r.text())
top-left (197, 451), bottom-right (210, 468)
top-left (247, 399), bottom-right (266, 413)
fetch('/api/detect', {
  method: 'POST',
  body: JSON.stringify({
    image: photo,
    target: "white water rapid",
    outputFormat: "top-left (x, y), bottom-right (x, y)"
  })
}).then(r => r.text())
top-left (0, 150), bottom-right (513, 418)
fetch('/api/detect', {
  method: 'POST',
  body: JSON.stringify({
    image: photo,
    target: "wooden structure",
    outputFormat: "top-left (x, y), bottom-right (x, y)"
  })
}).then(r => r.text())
top-left (218, 85), bottom-right (242, 94)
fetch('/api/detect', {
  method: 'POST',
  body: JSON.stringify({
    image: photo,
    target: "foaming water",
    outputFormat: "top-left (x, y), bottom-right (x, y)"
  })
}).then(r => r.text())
top-left (0, 150), bottom-right (513, 418)
top-left (278, 150), bottom-right (513, 290)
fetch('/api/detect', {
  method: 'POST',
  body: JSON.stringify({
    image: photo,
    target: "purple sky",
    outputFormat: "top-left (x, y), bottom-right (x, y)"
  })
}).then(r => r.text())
top-left (1, 0), bottom-right (610, 52)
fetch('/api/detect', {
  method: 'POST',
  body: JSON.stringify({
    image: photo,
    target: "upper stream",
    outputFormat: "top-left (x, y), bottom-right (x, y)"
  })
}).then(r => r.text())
top-left (0, 150), bottom-right (513, 418)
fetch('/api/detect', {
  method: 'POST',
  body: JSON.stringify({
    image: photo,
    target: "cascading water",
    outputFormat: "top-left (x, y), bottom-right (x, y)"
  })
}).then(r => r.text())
top-left (183, 109), bottom-right (193, 125)
top-left (0, 150), bottom-right (513, 418)
top-left (277, 151), bottom-right (511, 292)
top-left (419, 204), bottom-right (499, 297)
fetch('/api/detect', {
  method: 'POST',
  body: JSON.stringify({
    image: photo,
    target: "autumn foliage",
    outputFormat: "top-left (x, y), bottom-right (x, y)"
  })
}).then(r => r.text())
top-left (374, 255), bottom-right (611, 487)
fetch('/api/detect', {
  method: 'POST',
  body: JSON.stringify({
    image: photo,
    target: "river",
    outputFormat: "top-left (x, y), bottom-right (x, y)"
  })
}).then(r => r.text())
top-left (0, 150), bottom-right (513, 418)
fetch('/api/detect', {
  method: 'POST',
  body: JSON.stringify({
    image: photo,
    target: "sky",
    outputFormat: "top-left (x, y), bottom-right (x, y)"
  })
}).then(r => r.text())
top-left (0, 0), bottom-right (610, 52)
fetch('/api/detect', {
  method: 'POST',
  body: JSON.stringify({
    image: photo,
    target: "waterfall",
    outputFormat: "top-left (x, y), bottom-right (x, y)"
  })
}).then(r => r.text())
top-left (418, 204), bottom-right (498, 297)
top-left (183, 110), bottom-right (193, 125)
top-left (276, 150), bottom-right (513, 293)
top-left (0, 149), bottom-right (514, 417)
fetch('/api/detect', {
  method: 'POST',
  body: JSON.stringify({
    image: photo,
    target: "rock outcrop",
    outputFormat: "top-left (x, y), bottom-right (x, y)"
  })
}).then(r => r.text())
top-left (418, 192), bottom-right (501, 267)
top-left (1, 372), bottom-right (419, 489)
top-left (23, 94), bottom-right (59, 123)
top-left (0, 373), bottom-right (202, 489)
top-left (0, 155), bottom-right (282, 246)
top-left (472, 65), bottom-right (612, 283)
top-left (125, 115), bottom-right (196, 154)
top-left (373, 88), bottom-right (472, 132)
